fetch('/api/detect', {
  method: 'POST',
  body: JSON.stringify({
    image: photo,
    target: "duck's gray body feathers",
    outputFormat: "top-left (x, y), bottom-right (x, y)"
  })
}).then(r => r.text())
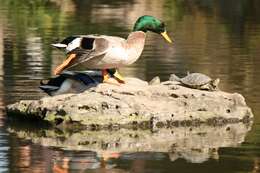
top-left (52, 31), bottom-right (146, 70)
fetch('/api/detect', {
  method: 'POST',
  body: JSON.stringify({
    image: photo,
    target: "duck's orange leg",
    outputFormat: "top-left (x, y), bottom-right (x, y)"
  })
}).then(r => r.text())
top-left (54, 53), bottom-right (77, 75)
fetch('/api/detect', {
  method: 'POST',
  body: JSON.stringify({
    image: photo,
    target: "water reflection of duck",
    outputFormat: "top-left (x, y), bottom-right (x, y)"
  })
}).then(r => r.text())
top-left (39, 70), bottom-right (106, 96)
top-left (52, 15), bottom-right (172, 84)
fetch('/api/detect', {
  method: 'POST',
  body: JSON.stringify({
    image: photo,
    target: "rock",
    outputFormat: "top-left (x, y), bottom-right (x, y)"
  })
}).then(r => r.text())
top-left (7, 122), bottom-right (252, 163)
top-left (6, 77), bottom-right (253, 128)
top-left (149, 76), bottom-right (161, 85)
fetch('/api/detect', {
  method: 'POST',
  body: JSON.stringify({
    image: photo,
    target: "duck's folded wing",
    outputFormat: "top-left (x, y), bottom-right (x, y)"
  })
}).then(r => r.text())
top-left (53, 35), bottom-right (110, 59)
top-left (53, 36), bottom-right (111, 75)
top-left (71, 36), bottom-right (109, 55)
top-left (68, 36), bottom-right (110, 65)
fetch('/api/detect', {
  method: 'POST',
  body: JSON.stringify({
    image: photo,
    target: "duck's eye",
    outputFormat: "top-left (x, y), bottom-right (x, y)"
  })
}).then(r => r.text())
top-left (147, 25), bottom-right (152, 28)
top-left (160, 22), bottom-right (165, 28)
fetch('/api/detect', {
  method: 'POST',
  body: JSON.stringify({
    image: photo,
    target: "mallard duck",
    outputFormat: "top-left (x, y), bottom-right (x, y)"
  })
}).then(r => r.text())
top-left (51, 15), bottom-right (172, 84)
top-left (39, 70), bottom-right (105, 96)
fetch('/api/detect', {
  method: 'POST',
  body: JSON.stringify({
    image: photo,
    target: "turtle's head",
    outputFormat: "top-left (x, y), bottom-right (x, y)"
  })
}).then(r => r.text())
top-left (211, 78), bottom-right (220, 90)
top-left (133, 15), bottom-right (173, 43)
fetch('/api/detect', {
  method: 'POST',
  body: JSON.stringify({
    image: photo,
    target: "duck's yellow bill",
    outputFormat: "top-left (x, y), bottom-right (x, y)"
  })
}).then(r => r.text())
top-left (161, 31), bottom-right (173, 43)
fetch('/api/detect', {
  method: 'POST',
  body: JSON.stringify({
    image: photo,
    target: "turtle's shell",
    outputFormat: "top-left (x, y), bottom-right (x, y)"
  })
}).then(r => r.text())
top-left (180, 73), bottom-right (212, 87)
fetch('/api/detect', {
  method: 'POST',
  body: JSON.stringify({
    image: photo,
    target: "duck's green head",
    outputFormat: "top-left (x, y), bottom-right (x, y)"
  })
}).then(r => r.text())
top-left (133, 15), bottom-right (172, 43)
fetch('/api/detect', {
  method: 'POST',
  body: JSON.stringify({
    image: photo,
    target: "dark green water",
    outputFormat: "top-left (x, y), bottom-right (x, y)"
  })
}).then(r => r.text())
top-left (0, 0), bottom-right (260, 172)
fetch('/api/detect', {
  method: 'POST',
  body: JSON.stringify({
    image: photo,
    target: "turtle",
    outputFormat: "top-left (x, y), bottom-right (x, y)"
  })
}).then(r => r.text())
top-left (169, 72), bottom-right (220, 91)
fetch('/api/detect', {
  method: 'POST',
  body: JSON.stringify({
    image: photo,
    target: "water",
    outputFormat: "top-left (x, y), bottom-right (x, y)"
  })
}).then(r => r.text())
top-left (0, 0), bottom-right (260, 172)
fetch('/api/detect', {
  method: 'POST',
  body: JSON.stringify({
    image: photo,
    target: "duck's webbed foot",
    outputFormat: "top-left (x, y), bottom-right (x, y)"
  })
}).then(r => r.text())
top-left (102, 69), bottom-right (125, 85)
top-left (107, 68), bottom-right (125, 84)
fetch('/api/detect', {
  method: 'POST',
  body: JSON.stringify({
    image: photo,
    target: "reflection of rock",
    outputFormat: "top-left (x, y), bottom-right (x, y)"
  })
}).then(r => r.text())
top-left (53, 151), bottom-right (102, 171)
top-left (7, 122), bottom-right (252, 163)
top-left (6, 77), bottom-right (253, 128)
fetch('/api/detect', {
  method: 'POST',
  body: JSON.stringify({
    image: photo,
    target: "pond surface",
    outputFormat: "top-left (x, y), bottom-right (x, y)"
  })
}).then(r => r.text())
top-left (0, 0), bottom-right (260, 172)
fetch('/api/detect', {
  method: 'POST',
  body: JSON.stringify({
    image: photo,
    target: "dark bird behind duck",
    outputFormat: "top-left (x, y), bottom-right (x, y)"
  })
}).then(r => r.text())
top-left (39, 71), bottom-right (103, 96)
